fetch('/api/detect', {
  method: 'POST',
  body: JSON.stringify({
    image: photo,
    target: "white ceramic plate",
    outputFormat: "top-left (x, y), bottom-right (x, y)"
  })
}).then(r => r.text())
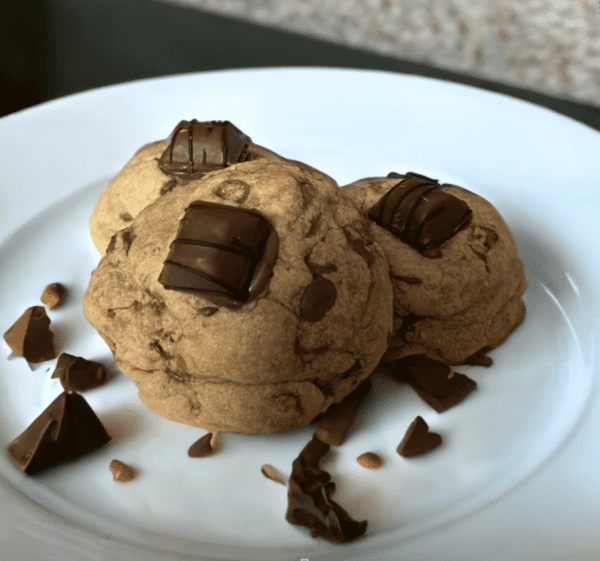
top-left (1, 68), bottom-right (600, 561)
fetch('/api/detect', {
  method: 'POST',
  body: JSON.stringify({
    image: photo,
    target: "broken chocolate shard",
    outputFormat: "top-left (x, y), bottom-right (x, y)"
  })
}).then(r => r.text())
top-left (312, 379), bottom-right (371, 446)
top-left (158, 119), bottom-right (250, 178)
top-left (397, 415), bottom-right (442, 457)
top-left (158, 200), bottom-right (278, 307)
top-left (391, 355), bottom-right (477, 413)
top-left (286, 435), bottom-right (367, 543)
top-left (367, 175), bottom-right (472, 252)
top-left (51, 353), bottom-right (108, 392)
top-left (299, 276), bottom-right (337, 322)
top-left (7, 392), bottom-right (111, 475)
top-left (3, 306), bottom-right (56, 363)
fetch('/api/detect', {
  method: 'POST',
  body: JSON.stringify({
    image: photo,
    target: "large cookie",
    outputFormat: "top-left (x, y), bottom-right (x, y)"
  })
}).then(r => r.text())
top-left (83, 160), bottom-right (393, 434)
top-left (90, 120), bottom-right (287, 256)
top-left (341, 174), bottom-right (526, 365)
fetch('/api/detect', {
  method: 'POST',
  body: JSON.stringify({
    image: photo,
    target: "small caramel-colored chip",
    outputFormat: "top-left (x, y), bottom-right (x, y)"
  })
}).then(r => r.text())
top-left (356, 452), bottom-right (383, 469)
top-left (260, 464), bottom-right (287, 485)
top-left (41, 283), bottom-right (66, 309)
top-left (188, 431), bottom-right (220, 457)
top-left (109, 459), bottom-right (136, 482)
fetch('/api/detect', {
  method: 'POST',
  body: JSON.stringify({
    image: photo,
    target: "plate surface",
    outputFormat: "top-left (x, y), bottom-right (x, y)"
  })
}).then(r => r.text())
top-left (1, 68), bottom-right (600, 561)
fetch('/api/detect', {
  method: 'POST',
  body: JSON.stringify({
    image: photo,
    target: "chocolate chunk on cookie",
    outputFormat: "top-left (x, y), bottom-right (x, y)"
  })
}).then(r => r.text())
top-left (342, 175), bottom-right (526, 365)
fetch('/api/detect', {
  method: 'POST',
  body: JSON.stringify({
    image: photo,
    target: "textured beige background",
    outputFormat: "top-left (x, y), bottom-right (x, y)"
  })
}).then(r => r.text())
top-left (158, 0), bottom-right (600, 107)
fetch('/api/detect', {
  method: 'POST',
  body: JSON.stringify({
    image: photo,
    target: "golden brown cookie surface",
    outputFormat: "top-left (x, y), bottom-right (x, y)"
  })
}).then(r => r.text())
top-left (342, 176), bottom-right (526, 365)
top-left (84, 160), bottom-right (393, 434)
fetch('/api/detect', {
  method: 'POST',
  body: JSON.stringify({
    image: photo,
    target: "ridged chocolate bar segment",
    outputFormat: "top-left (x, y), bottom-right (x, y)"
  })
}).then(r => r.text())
top-left (368, 174), bottom-right (472, 252)
top-left (158, 201), bottom-right (277, 306)
top-left (158, 120), bottom-right (250, 177)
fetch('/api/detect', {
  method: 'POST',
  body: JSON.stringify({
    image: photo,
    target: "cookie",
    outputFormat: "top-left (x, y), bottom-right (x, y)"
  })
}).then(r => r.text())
top-left (90, 120), bottom-right (287, 256)
top-left (83, 160), bottom-right (393, 434)
top-left (341, 174), bottom-right (526, 365)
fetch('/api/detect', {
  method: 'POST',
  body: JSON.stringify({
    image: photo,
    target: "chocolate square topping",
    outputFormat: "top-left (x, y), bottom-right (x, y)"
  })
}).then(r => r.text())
top-left (158, 120), bottom-right (250, 178)
top-left (158, 201), bottom-right (278, 307)
top-left (367, 174), bottom-right (472, 252)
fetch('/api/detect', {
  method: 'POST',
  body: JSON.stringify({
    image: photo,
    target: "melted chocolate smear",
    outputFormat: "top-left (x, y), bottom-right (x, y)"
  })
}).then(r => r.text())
top-left (396, 276), bottom-right (422, 285)
top-left (390, 355), bottom-right (476, 413)
top-left (299, 276), bottom-right (337, 322)
top-left (397, 313), bottom-right (421, 343)
top-left (51, 353), bottom-right (108, 392)
top-left (106, 227), bottom-right (136, 256)
top-left (3, 306), bottom-right (56, 363)
top-left (7, 392), bottom-right (111, 475)
top-left (347, 236), bottom-right (375, 268)
top-left (286, 435), bottom-right (367, 543)
top-left (160, 178), bottom-right (178, 196)
top-left (396, 415), bottom-right (442, 457)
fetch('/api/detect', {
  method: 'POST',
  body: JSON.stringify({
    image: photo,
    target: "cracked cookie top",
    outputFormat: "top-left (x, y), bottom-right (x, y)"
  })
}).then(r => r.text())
top-left (83, 160), bottom-right (393, 434)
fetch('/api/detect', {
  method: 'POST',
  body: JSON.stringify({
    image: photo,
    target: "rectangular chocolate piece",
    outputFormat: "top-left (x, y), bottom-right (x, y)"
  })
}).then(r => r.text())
top-left (367, 175), bottom-right (472, 251)
top-left (158, 120), bottom-right (250, 177)
top-left (391, 355), bottom-right (476, 413)
top-left (158, 200), bottom-right (276, 306)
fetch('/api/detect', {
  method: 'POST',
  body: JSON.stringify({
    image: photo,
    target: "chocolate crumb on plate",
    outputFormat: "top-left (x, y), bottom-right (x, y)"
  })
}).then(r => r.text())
top-left (51, 353), bottom-right (108, 392)
top-left (390, 355), bottom-right (476, 413)
top-left (397, 416), bottom-right (442, 457)
top-left (3, 306), bottom-right (57, 364)
top-left (41, 282), bottom-right (66, 309)
top-left (286, 435), bottom-right (367, 543)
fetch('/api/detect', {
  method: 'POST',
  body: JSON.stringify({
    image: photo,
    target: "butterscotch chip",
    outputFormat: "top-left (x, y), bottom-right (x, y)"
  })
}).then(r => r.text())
top-left (356, 452), bottom-right (383, 469)
top-left (188, 432), bottom-right (219, 457)
top-left (41, 283), bottom-right (66, 309)
top-left (110, 459), bottom-right (136, 482)
top-left (260, 464), bottom-right (287, 485)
